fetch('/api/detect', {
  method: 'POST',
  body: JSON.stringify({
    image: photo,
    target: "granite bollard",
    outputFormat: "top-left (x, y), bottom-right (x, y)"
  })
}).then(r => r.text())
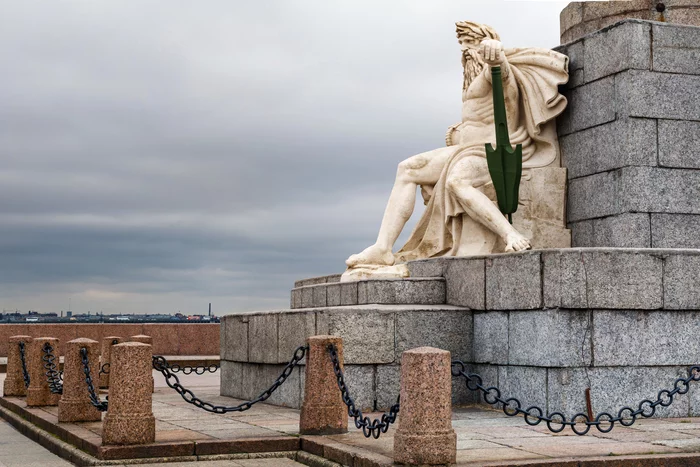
top-left (99, 336), bottom-right (122, 389)
top-left (26, 337), bottom-right (61, 407)
top-left (58, 338), bottom-right (102, 422)
top-left (394, 347), bottom-right (456, 465)
top-left (102, 342), bottom-right (155, 445)
top-left (3, 335), bottom-right (33, 397)
top-left (299, 335), bottom-right (348, 435)
top-left (129, 335), bottom-right (155, 392)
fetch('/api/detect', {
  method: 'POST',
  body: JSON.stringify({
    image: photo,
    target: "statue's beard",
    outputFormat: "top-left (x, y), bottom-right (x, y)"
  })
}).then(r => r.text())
top-left (462, 48), bottom-right (485, 92)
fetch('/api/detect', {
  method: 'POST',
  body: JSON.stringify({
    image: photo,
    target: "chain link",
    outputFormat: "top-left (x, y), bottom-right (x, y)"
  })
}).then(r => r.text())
top-left (166, 363), bottom-right (220, 375)
top-left (99, 363), bottom-right (110, 375)
top-left (80, 347), bottom-right (108, 412)
top-left (42, 343), bottom-right (63, 395)
top-left (152, 345), bottom-right (307, 414)
top-left (452, 361), bottom-right (700, 436)
top-left (328, 344), bottom-right (400, 439)
top-left (18, 341), bottom-right (30, 388)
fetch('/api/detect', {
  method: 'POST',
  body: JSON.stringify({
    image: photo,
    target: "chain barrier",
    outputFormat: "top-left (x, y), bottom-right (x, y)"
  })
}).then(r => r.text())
top-left (328, 344), bottom-right (400, 439)
top-left (80, 347), bottom-right (108, 412)
top-left (42, 343), bottom-right (63, 395)
top-left (166, 363), bottom-right (219, 375)
top-left (18, 341), bottom-right (30, 388)
top-left (152, 345), bottom-right (307, 414)
top-left (99, 363), bottom-right (110, 376)
top-left (451, 361), bottom-right (700, 436)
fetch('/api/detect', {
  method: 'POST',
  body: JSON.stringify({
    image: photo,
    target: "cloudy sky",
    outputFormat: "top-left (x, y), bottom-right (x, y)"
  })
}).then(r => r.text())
top-left (0, 0), bottom-right (569, 316)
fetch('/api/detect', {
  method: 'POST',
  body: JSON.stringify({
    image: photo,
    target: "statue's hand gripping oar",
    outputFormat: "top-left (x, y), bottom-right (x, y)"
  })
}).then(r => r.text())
top-left (485, 66), bottom-right (522, 224)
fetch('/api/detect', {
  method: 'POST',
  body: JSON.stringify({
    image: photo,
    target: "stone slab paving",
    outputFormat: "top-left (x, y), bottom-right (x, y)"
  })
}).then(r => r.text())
top-left (0, 418), bottom-right (74, 467)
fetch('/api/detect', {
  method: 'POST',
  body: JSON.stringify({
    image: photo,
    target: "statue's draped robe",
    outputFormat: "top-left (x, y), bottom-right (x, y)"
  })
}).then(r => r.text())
top-left (395, 48), bottom-right (568, 262)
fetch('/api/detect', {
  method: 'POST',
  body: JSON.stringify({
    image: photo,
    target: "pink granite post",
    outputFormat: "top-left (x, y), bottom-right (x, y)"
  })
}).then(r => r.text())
top-left (3, 335), bottom-right (33, 397)
top-left (394, 347), bottom-right (456, 465)
top-left (299, 335), bottom-right (348, 435)
top-left (58, 338), bottom-right (102, 422)
top-left (129, 335), bottom-right (154, 392)
top-left (26, 337), bottom-right (61, 407)
top-left (102, 342), bottom-right (155, 445)
top-left (99, 336), bottom-right (122, 389)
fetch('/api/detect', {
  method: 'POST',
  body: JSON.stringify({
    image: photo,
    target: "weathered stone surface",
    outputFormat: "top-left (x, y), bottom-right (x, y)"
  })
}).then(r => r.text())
top-left (567, 170), bottom-right (620, 222)
top-left (357, 278), bottom-right (445, 306)
top-left (547, 366), bottom-right (690, 418)
top-left (652, 213), bottom-right (700, 249)
top-left (445, 258), bottom-right (485, 310)
top-left (300, 336), bottom-right (347, 435)
top-left (653, 23), bottom-right (700, 75)
top-left (509, 310), bottom-right (591, 367)
top-left (219, 360), bottom-right (244, 399)
top-left (99, 336), bottom-right (122, 389)
top-left (485, 253), bottom-right (542, 310)
top-left (583, 21), bottom-right (650, 83)
top-left (473, 312), bottom-right (508, 365)
top-left (497, 366), bottom-right (548, 410)
top-left (659, 120), bottom-right (700, 170)
top-left (278, 312), bottom-right (315, 363)
top-left (301, 287), bottom-right (314, 308)
top-left (58, 338), bottom-right (102, 422)
top-left (375, 365), bottom-right (401, 411)
top-left (343, 365), bottom-right (376, 413)
top-left (3, 335), bottom-right (31, 397)
top-left (617, 70), bottom-right (700, 121)
top-left (265, 364), bottom-right (302, 408)
top-left (569, 213), bottom-right (652, 248)
top-left (394, 347), bottom-right (456, 466)
top-left (326, 283), bottom-right (341, 307)
top-left (407, 258), bottom-right (446, 278)
top-left (318, 310), bottom-right (395, 364)
top-left (622, 167), bottom-right (700, 215)
top-left (395, 310), bottom-right (471, 362)
top-left (26, 337), bottom-right (61, 407)
top-left (248, 314), bottom-right (278, 364)
top-left (664, 254), bottom-right (700, 309)
top-left (593, 310), bottom-right (700, 366)
top-left (340, 282), bottom-right (358, 306)
top-left (543, 250), bottom-right (587, 308)
top-left (221, 315), bottom-right (248, 362)
top-left (291, 289), bottom-right (301, 309)
top-left (558, 76), bottom-right (616, 135)
top-left (312, 285), bottom-right (327, 308)
top-left (560, 118), bottom-right (657, 180)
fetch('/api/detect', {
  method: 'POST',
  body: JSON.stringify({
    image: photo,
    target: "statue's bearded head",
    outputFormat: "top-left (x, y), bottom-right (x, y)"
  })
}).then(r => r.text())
top-left (455, 21), bottom-right (500, 91)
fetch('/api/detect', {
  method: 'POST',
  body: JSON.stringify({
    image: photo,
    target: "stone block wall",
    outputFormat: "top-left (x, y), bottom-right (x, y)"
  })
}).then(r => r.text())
top-left (555, 20), bottom-right (700, 249)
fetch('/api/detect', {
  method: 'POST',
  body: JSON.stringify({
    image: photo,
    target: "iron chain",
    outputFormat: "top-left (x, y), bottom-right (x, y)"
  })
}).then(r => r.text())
top-left (99, 363), bottom-right (110, 376)
top-left (328, 344), bottom-right (400, 439)
top-left (451, 361), bottom-right (700, 436)
top-left (80, 347), bottom-right (108, 412)
top-left (42, 343), bottom-right (63, 395)
top-left (18, 341), bottom-right (30, 388)
top-left (152, 345), bottom-right (307, 414)
top-left (166, 363), bottom-right (219, 375)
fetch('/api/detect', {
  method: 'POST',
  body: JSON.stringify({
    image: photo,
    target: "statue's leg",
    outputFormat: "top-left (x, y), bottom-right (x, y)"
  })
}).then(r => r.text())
top-left (446, 156), bottom-right (531, 252)
top-left (345, 146), bottom-right (455, 267)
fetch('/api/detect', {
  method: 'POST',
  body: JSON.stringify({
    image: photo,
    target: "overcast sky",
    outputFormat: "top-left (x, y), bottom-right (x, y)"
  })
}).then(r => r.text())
top-left (0, 0), bottom-right (570, 316)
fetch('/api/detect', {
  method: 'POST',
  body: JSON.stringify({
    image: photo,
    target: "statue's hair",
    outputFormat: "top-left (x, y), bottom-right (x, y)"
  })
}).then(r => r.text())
top-left (455, 21), bottom-right (500, 48)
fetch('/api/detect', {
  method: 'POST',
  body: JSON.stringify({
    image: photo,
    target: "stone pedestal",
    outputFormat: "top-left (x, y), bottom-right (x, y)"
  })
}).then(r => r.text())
top-left (299, 336), bottom-right (347, 435)
top-left (129, 335), bottom-right (155, 392)
top-left (58, 338), bottom-right (102, 422)
top-left (3, 335), bottom-right (32, 397)
top-left (100, 336), bottom-right (122, 389)
top-left (394, 347), bottom-right (456, 466)
top-left (26, 337), bottom-right (61, 407)
top-left (102, 342), bottom-right (155, 445)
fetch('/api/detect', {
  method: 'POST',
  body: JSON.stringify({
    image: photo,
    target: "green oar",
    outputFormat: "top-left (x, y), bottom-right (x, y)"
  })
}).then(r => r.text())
top-left (485, 66), bottom-right (522, 224)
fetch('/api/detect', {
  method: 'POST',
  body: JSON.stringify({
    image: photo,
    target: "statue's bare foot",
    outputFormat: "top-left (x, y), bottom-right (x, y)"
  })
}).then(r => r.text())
top-left (345, 244), bottom-right (395, 268)
top-left (504, 231), bottom-right (531, 252)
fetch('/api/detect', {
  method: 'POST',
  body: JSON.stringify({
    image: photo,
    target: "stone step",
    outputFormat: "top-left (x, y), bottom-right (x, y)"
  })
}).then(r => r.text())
top-left (290, 277), bottom-right (446, 309)
top-left (294, 274), bottom-right (342, 288)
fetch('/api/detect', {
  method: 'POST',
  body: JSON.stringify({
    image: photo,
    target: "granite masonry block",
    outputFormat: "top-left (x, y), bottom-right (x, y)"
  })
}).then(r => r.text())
top-left (497, 366), bottom-right (548, 410)
top-left (569, 213), bottom-right (651, 248)
top-left (445, 258), bottom-right (485, 310)
top-left (278, 312), bottom-right (315, 363)
top-left (622, 167), bottom-right (700, 215)
top-left (664, 254), bottom-right (700, 309)
top-left (343, 365), bottom-right (375, 412)
top-left (220, 360), bottom-right (244, 399)
top-left (472, 312), bottom-right (508, 365)
top-left (357, 279), bottom-right (445, 305)
top-left (291, 289), bottom-right (301, 309)
top-left (560, 118), bottom-right (657, 180)
top-left (375, 365), bottom-right (401, 411)
top-left (659, 120), bottom-right (700, 169)
top-left (558, 75), bottom-right (616, 136)
top-left (509, 310), bottom-right (592, 367)
top-left (567, 170), bottom-right (620, 222)
top-left (407, 258), bottom-right (446, 278)
top-left (593, 310), bottom-right (700, 366)
top-left (301, 287), bottom-right (314, 308)
top-left (248, 314), bottom-right (278, 364)
top-left (340, 282), bottom-right (358, 306)
top-left (222, 315), bottom-right (248, 362)
top-left (652, 213), bottom-right (700, 249)
top-left (616, 70), bottom-right (700, 121)
top-left (312, 285), bottom-right (327, 308)
top-left (556, 40), bottom-right (584, 88)
top-left (547, 366), bottom-right (690, 418)
top-left (395, 310), bottom-right (472, 362)
top-left (265, 365), bottom-right (302, 408)
top-left (583, 21), bottom-right (650, 83)
top-left (318, 310), bottom-right (395, 364)
top-left (326, 283), bottom-right (341, 307)
top-left (485, 253), bottom-right (542, 310)
top-left (652, 23), bottom-right (700, 75)
top-left (543, 250), bottom-right (587, 308)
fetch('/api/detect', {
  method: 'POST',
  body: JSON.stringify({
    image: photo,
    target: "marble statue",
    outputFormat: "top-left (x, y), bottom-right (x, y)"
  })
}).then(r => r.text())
top-left (343, 21), bottom-right (570, 281)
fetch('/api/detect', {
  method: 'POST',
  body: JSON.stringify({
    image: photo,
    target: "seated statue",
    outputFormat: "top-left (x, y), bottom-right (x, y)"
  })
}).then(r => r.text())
top-left (344, 21), bottom-right (569, 280)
